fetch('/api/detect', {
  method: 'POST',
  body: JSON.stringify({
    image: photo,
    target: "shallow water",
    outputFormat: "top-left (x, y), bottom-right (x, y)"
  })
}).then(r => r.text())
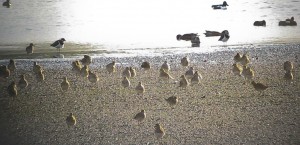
top-left (0, 0), bottom-right (300, 57)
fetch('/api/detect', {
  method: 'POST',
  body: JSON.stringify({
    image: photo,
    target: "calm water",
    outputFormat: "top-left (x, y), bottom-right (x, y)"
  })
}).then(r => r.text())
top-left (0, 0), bottom-right (300, 56)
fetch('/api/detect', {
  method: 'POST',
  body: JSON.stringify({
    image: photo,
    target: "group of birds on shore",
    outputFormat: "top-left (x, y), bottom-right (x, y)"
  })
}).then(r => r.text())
top-left (0, 51), bottom-right (296, 141)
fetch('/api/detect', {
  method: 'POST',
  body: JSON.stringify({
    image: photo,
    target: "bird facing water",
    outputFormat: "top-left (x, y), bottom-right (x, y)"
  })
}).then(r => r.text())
top-left (122, 67), bottom-right (131, 78)
top-left (181, 56), bottom-right (189, 67)
top-left (135, 82), bottom-right (145, 94)
top-left (66, 113), bottom-right (76, 127)
top-left (129, 67), bottom-right (136, 77)
top-left (51, 38), bottom-right (66, 54)
top-left (283, 61), bottom-right (294, 72)
top-left (219, 30), bottom-right (230, 43)
top-left (141, 61), bottom-right (151, 70)
top-left (81, 55), bottom-right (92, 66)
top-left (18, 74), bottom-right (28, 89)
top-left (8, 59), bottom-right (16, 72)
top-left (61, 77), bottom-right (70, 91)
top-left (185, 67), bottom-right (195, 79)
top-left (33, 62), bottom-right (43, 74)
top-left (121, 76), bottom-right (131, 88)
top-left (161, 61), bottom-right (170, 72)
top-left (7, 81), bottom-right (17, 97)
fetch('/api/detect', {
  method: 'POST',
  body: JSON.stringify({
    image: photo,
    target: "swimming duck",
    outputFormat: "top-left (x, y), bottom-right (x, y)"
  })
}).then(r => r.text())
top-left (279, 17), bottom-right (297, 26)
top-left (253, 20), bottom-right (266, 26)
top-left (212, 1), bottom-right (229, 10)
top-left (203, 30), bottom-right (221, 37)
top-left (176, 33), bottom-right (198, 41)
top-left (219, 30), bottom-right (230, 43)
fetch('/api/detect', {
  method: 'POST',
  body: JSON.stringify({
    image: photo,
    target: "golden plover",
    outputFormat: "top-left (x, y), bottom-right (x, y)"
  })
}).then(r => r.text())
top-left (191, 71), bottom-right (202, 84)
top-left (240, 54), bottom-right (250, 66)
top-left (7, 81), bottom-right (17, 97)
top-left (283, 61), bottom-right (294, 72)
top-left (61, 77), bottom-right (70, 91)
top-left (179, 75), bottom-right (189, 88)
top-left (133, 110), bottom-right (146, 122)
top-left (129, 67), bottom-right (136, 77)
top-left (8, 59), bottom-right (16, 72)
top-left (88, 70), bottom-right (99, 83)
top-left (80, 65), bottom-right (89, 78)
top-left (234, 53), bottom-right (242, 63)
top-left (181, 56), bottom-right (189, 67)
top-left (121, 76), bottom-right (131, 88)
top-left (185, 67), bottom-right (194, 79)
top-left (66, 113), bottom-right (76, 127)
top-left (154, 123), bottom-right (165, 139)
top-left (106, 61), bottom-right (116, 74)
top-left (81, 55), bottom-right (92, 66)
top-left (18, 74), bottom-right (28, 89)
top-left (161, 61), bottom-right (170, 72)
top-left (232, 63), bottom-right (243, 76)
top-left (135, 82), bottom-right (145, 94)
top-left (122, 67), bottom-right (131, 78)
top-left (0, 65), bottom-right (10, 78)
top-left (159, 68), bottom-right (173, 80)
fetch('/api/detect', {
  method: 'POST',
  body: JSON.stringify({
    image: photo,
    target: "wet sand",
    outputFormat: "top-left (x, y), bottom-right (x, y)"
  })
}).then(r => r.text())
top-left (0, 44), bottom-right (299, 145)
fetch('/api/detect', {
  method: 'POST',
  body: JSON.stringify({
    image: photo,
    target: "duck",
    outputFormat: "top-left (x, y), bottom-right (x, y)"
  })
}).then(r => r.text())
top-left (279, 17), bottom-right (297, 26)
top-left (2, 0), bottom-right (11, 7)
top-left (253, 20), bottom-right (266, 26)
top-left (212, 1), bottom-right (229, 10)
top-left (176, 33), bottom-right (198, 41)
top-left (26, 43), bottom-right (34, 54)
top-left (203, 30), bottom-right (221, 37)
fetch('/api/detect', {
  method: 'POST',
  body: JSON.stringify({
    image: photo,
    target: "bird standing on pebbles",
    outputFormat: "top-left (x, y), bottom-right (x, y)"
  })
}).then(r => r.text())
top-left (66, 113), bottom-right (76, 127)
top-left (234, 53), bottom-right (242, 63)
top-left (165, 96), bottom-right (178, 107)
top-left (191, 71), bottom-right (202, 84)
top-left (106, 61), bottom-right (116, 74)
top-left (129, 67), bottom-right (136, 77)
top-left (61, 77), bottom-right (70, 91)
top-left (88, 70), bottom-right (99, 83)
top-left (251, 81), bottom-right (268, 92)
top-left (284, 70), bottom-right (293, 82)
top-left (185, 67), bottom-right (195, 79)
top-left (154, 123), bottom-right (165, 140)
top-left (8, 59), bottom-right (16, 72)
top-left (36, 70), bottom-right (45, 82)
top-left (232, 63), bottom-right (243, 76)
top-left (159, 68), bottom-right (173, 80)
top-left (80, 65), bottom-right (89, 78)
top-left (18, 74), bottom-right (28, 89)
top-left (240, 54), bottom-right (250, 66)
top-left (7, 81), bottom-right (17, 97)
top-left (135, 82), bottom-right (145, 94)
top-left (0, 65), bottom-right (10, 79)
top-left (33, 62), bottom-right (43, 74)
top-left (283, 61), bottom-right (294, 72)
top-left (81, 55), bottom-right (92, 66)
top-left (122, 76), bottom-right (131, 88)
top-left (133, 110), bottom-right (146, 123)
top-left (122, 67), bottom-right (131, 78)
top-left (242, 66), bottom-right (254, 80)
top-left (141, 61), bottom-right (151, 70)
top-left (161, 61), bottom-right (170, 72)
top-left (181, 56), bottom-right (189, 67)
top-left (72, 60), bottom-right (82, 74)
top-left (179, 75), bottom-right (189, 88)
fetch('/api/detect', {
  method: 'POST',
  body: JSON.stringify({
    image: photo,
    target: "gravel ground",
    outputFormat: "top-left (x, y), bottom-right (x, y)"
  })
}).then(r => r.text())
top-left (0, 44), bottom-right (299, 145)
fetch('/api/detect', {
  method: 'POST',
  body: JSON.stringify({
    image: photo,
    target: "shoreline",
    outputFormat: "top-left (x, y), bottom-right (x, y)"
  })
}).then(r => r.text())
top-left (0, 42), bottom-right (299, 144)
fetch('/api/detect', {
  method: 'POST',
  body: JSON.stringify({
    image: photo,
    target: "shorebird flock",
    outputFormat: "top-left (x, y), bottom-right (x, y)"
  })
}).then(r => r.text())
top-left (0, 52), bottom-right (297, 142)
